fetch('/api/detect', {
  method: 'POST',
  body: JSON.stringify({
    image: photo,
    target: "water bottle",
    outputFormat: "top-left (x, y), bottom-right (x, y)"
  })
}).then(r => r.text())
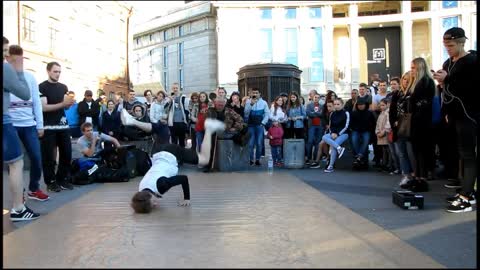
top-left (267, 154), bottom-right (274, 175)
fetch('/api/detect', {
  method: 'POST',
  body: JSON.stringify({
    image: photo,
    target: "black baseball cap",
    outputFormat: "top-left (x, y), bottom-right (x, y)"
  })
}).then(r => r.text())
top-left (443, 27), bottom-right (468, 40)
top-left (356, 97), bottom-right (367, 105)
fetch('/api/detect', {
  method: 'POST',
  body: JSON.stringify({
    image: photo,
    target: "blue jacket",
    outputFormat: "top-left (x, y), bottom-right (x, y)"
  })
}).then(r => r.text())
top-left (286, 105), bottom-right (306, 129)
top-left (306, 102), bottom-right (323, 127)
top-left (244, 98), bottom-right (270, 126)
top-left (65, 102), bottom-right (80, 127)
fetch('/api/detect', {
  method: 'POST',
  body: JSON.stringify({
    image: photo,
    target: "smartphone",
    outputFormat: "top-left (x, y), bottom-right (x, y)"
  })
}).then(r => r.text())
top-left (171, 92), bottom-right (175, 96)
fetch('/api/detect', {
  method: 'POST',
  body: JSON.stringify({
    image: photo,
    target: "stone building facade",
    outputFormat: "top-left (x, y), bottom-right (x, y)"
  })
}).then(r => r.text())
top-left (132, 1), bottom-right (476, 98)
top-left (2, 1), bottom-right (131, 99)
top-left (131, 1), bottom-right (217, 94)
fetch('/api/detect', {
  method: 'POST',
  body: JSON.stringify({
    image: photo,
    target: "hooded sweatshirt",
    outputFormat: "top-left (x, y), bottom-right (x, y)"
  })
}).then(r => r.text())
top-left (350, 103), bottom-right (375, 133)
top-left (139, 151), bottom-right (178, 195)
top-left (442, 50), bottom-right (479, 121)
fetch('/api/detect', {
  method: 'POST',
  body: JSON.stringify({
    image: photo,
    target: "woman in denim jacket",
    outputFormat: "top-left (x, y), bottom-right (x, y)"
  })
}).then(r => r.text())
top-left (285, 92), bottom-right (306, 139)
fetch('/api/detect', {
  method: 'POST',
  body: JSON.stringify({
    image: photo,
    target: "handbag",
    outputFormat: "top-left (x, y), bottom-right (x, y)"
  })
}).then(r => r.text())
top-left (387, 131), bottom-right (394, 143)
top-left (397, 113), bottom-right (412, 138)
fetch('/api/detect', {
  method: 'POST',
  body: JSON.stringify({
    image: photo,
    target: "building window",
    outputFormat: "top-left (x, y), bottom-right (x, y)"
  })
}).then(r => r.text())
top-left (284, 28), bottom-right (298, 66)
top-left (163, 30), bottom-right (167, 41)
top-left (179, 25), bottom-right (183, 36)
top-left (178, 42), bottom-right (184, 66)
top-left (22, 5), bottom-right (35, 42)
top-left (309, 7), bottom-right (322, 18)
top-left (260, 28), bottom-right (273, 62)
top-left (162, 71), bottom-right (168, 90)
top-left (285, 8), bottom-right (296, 19)
top-left (442, 16), bottom-right (459, 60)
top-left (179, 69), bottom-right (184, 89)
top-left (163, 46), bottom-right (168, 68)
top-left (442, 1), bottom-right (458, 9)
top-left (260, 8), bottom-right (272, 19)
top-left (311, 27), bottom-right (324, 82)
top-left (48, 17), bottom-right (59, 54)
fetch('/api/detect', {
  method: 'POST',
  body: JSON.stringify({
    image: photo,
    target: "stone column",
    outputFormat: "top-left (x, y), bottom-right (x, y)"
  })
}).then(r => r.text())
top-left (430, 17), bottom-right (442, 71)
top-left (400, 1), bottom-right (412, 75)
top-left (401, 20), bottom-right (413, 75)
top-left (348, 4), bottom-right (359, 89)
top-left (323, 5), bottom-right (334, 90)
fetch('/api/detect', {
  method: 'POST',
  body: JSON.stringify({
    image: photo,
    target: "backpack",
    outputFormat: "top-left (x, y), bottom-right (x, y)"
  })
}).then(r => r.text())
top-left (102, 145), bottom-right (137, 178)
top-left (130, 148), bottom-right (152, 176)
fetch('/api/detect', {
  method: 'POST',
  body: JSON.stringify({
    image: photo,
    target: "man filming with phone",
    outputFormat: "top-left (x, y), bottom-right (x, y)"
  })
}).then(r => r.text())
top-left (244, 88), bottom-right (270, 166)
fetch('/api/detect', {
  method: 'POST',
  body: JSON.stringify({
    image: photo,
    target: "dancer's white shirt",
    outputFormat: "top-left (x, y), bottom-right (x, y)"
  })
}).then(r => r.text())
top-left (138, 151), bottom-right (178, 194)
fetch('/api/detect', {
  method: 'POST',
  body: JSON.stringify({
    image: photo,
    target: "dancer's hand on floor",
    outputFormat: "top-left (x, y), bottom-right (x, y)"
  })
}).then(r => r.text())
top-left (178, 200), bottom-right (191, 207)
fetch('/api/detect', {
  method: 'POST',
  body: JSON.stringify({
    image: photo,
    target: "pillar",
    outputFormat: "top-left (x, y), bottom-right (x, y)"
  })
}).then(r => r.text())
top-left (323, 5), bottom-right (334, 90)
top-left (401, 20), bottom-right (413, 75)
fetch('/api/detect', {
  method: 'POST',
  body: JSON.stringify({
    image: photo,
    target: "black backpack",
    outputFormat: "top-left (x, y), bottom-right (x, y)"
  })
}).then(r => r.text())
top-left (102, 145), bottom-right (137, 178)
top-left (130, 148), bottom-right (152, 176)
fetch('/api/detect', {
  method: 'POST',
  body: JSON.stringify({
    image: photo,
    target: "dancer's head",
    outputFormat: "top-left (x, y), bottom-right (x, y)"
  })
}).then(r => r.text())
top-left (131, 190), bottom-right (154, 214)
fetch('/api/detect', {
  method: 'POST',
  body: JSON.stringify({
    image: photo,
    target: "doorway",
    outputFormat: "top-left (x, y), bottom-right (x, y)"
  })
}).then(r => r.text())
top-left (359, 27), bottom-right (401, 84)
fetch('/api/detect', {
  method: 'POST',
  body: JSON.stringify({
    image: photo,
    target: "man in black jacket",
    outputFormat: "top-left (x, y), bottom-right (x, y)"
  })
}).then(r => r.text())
top-left (433, 27), bottom-right (478, 213)
top-left (77, 89), bottom-right (100, 130)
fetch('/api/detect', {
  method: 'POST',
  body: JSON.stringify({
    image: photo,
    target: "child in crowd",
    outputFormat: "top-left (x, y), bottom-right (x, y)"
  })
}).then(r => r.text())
top-left (267, 120), bottom-right (284, 166)
top-left (375, 98), bottom-right (392, 172)
top-left (150, 90), bottom-right (170, 125)
top-left (321, 98), bottom-right (350, 173)
top-left (194, 92), bottom-right (211, 152)
top-left (285, 92), bottom-right (306, 139)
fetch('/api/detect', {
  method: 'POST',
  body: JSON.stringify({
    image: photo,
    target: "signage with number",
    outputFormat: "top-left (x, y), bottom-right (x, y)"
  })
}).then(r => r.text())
top-left (373, 48), bottom-right (385, 60)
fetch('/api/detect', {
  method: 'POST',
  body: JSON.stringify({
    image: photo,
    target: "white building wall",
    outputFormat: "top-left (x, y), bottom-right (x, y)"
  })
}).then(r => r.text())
top-left (132, 3), bottom-right (217, 94)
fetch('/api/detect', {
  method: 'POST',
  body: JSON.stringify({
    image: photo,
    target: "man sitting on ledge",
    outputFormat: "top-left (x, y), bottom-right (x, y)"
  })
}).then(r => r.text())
top-left (77, 122), bottom-right (121, 160)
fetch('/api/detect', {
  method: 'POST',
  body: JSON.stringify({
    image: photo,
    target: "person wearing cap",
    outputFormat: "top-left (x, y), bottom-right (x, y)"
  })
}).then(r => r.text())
top-left (78, 89), bottom-right (100, 130)
top-left (433, 27), bottom-right (478, 213)
top-left (349, 96), bottom-right (376, 164)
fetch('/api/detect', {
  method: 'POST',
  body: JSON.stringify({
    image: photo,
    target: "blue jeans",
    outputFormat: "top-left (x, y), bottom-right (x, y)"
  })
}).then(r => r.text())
top-left (394, 138), bottom-right (415, 175)
top-left (15, 126), bottom-right (43, 192)
top-left (3, 123), bottom-right (23, 164)
top-left (248, 125), bottom-right (264, 161)
top-left (270, 145), bottom-right (282, 162)
top-left (322, 133), bottom-right (349, 168)
top-left (196, 131), bottom-right (204, 152)
top-left (306, 125), bottom-right (323, 160)
top-left (351, 131), bottom-right (370, 158)
top-left (388, 142), bottom-right (400, 170)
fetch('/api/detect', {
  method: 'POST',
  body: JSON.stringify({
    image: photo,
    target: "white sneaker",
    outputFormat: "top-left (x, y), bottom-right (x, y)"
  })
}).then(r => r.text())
top-left (204, 118), bottom-right (225, 133)
top-left (120, 109), bottom-right (134, 126)
top-left (399, 176), bottom-right (410, 187)
top-left (337, 147), bottom-right (345, 159)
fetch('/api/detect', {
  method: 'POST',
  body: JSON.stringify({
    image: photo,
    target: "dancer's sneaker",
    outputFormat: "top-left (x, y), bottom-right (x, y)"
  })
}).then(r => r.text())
top-left (204, 118), bottom-right (225, 133)
top-left (120, 109), bottom-right (135, 126)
